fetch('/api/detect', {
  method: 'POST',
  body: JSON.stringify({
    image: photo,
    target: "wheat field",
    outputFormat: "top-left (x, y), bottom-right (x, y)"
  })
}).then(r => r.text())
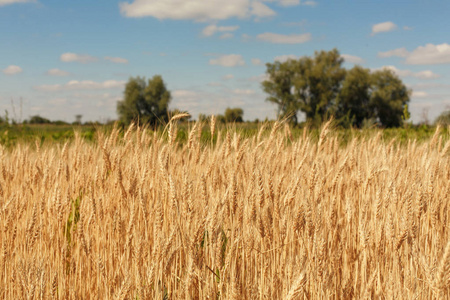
top-left (0, 118), bottom-right (449, 299)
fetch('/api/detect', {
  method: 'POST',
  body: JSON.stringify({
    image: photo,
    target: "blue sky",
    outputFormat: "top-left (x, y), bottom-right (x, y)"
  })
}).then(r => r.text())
top-left (1, 0), bottom-right (449, 123)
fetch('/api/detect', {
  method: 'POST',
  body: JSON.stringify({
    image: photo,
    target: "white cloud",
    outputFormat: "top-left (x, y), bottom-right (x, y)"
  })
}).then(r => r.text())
top-left (251, 58), bottom-right (264, 66)
top-left (46, 68), bottom-right (70, 76)
top-left (222, 74), bottom-right (234, 80)
top-left (379, 44), bottom-right (450, 65)
top-left (248, 73), bottom-right (270, 82)
top-left (251, 2), bottom-right (276, 18)
top-left (274, 54), bottom-right (299, 62)
top-left (119, 0), bottom-right (316, 21)
top-left (47, 98), bottom-right (68, 105)
top-left (202, 25), bottom-right (217, 37)
top-left (380, 65), bottom-right (440, 80)
top-left (257, 32), bottom-right (311, 44)
top-left (378, 47), bottom-right (409, 58)
top-left (233, 89), bottom-right (256, 95)
top-left (171, 89), bottom-right (204, 113)
top-left (371, 21), bottom-right (397, 35)
top-left (267, 0), bottom-right (317, 7)
top-left (207, 82), bottom-right (223, 87)
top-left (2, 65), bottom-right (22, 75)
top-left (34, 80), bottom-right (126, 92)
top-left (220, 33), bottom-right (234, 39)
top-left (60, 53), bottom-right (98, 63)
top-left (119, 0), bottom-right (318, 21)
top-left (120, 0), bottom-right (269, 21)
top-left (408, 83), bottom-right (450, 90)
top-left (0, 0), bottom-right (35, 6)
top-left (412, 91), bottom-right (428, 98)
top-left (278, 0), bottom-right (300, 6)
top-left (403, 26), bottom-right (412, 30)
top-left (172, 90), bottom-right (199, 98)
top-left (209, 54), bottom-right (245, 67)
top-left (104, 56), bottom-right (129, 64)
top-left (241, 34), bottom-right (251, 43)
top-left (405, 43), bottom-right (450, 65)
top-left (413, 70), bottom-right (441, 79)
top-left (202, 24), bottom-right (239, 37)
top-left (341, 54), bottom-right (364, 64)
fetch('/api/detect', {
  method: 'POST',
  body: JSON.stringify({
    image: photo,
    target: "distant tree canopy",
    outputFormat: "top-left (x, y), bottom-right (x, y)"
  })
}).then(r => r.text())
top-left (117, 75), bottom-right (171, 126)
top-left (224, 107), bottom-right (244, 123)
top-left (434, 110), bottom-right (450, 126)
top-left (198, 107), bottom-right (244, 123)
top-left (29, 115), bottom-right (51, 124)
top-left (263, 49), bottom-right (411, 127)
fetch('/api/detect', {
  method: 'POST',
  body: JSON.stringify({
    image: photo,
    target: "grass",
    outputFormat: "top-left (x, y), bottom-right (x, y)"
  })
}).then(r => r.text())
top-left (0, 118), bottom-right (448, 298)
top-left (0, 121), bottom-right (445, 148)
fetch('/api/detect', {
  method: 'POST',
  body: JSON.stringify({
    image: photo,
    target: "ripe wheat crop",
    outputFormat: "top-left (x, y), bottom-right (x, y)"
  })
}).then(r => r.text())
top-left (0, 118), bottom-right (449, 299)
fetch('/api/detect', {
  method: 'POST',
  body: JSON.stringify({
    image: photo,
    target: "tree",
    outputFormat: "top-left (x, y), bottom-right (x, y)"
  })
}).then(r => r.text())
top-left (224, 107), bottom-right (244, 122)
top-left (117, 75), bottom-right (171, 125)
top-left (434, 109), bottom-right (450, 126)
top-left (263, 49), bottom-right (346, 124)
top-left (262, 49), bottom-right (411, 127)
top-left (198, 114), bottom-right (209, 122)
top-left (75, 114), bottom-right (82, 125)
top-left (262, 60), bottom-right (298, 122)
top-left (335, 66), bottom-right (372, 127)
top-left (401, 104), bottom-right (411, 127)
top-left (29, 115), bottom-right (51, 124)
top-left (370, 69), bottom-right (410, 127)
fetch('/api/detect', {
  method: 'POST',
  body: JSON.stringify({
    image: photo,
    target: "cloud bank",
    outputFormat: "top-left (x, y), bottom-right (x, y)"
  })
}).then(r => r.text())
top-left (257, 32), bottom-right (311, 44)
top-left (371, 21), bottom-right (397, 35)
top-left (0, 0), bottom-right (35, 7)
top-left (209, 54), bottom-right (245, 67)
top-left (379, 43), bottom-right (450, 65)
top-left (46, 68), bottom-right (70, 76)
top-left (34, 80), bottom-right (126, 92)
top-left (60, 53), bottom-right (98, 63)
top-left (120, 0), bottom-right (276, 21)
top-left (3, 65), bottom-right (23, 75)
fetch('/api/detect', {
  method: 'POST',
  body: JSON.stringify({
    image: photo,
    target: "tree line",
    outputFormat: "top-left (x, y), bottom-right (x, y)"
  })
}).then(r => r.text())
top-left (262, 49), bottom-right (411, 127)
top-left (116, 49), bottom-right (415, 128)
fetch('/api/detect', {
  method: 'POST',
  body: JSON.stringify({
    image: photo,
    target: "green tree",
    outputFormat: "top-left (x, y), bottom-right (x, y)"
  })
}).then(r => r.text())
top-left (29, 115), bottom-right (51, 124)
top-left (335, 66), bottom-right (372, 127)
top-left (262, 60), bottom-right (298, 122)
top-left (263, 49), bottom-right (346, 124)
top-left (263, 49), bottom-right (411, 127)
top-left (434, 110), bottom-right (450, 126)
top-left (224, 107), bottom-right (244, 122)
top-left (401, 104), bottom-right (411, 127)
top-left (370, 69), bottom-right (410, 128)
top-left (216, 115), bottom-right (226, 124)
top-left (198, 113), bottom-right (209, 122)
top-left (117, 75), bottom-right (171, 125)
top-left (75, 114), bottom-right (82, 125)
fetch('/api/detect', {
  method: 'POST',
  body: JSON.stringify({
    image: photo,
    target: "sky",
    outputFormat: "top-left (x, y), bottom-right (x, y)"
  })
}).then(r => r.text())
top-left (1, 0), bottom-right (450, 124)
